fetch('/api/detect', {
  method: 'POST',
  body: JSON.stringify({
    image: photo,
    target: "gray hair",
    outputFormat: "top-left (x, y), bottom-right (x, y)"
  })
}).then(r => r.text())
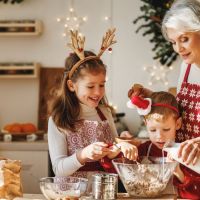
top-left (162, 0), bottom-right (200, 40)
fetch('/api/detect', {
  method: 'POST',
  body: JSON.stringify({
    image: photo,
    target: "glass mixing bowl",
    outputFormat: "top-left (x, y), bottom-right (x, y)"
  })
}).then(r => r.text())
top-left (40, 176), bottom-right (88, 200)
top-left (112, 157), bottom-right (177, 198)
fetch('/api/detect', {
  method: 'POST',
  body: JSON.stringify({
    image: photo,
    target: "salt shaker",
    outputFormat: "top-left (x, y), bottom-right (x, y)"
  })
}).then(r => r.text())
top-left (92, 173), bottom-right (118, 200)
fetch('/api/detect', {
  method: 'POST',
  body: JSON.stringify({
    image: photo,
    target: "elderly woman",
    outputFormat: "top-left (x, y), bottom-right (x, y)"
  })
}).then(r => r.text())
top-left (161, 0), bottom-right (200, 199)
top-left (129, 0), bottom-right (200, 199)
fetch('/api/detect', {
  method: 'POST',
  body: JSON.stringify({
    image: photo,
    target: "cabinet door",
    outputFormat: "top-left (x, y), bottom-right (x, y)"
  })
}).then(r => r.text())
top-left (1, 150), bottom-right (49, 194)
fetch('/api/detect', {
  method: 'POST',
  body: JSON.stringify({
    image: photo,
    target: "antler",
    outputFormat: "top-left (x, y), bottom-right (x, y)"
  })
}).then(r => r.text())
top-left (98, 28), bottom-right (117, 57)
top-left (68, 30), bottom-right (85, 60)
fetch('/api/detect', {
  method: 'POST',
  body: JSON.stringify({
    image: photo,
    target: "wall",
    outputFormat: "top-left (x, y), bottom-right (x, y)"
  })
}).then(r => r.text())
top-left (0, 0), bottom-right (180, 134)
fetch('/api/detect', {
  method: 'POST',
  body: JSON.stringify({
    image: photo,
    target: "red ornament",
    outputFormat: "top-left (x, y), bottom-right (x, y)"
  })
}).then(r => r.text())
top-left (78, 48), bottom-right (83, 52)
top-left (108, 47), bottom-right (112, 52)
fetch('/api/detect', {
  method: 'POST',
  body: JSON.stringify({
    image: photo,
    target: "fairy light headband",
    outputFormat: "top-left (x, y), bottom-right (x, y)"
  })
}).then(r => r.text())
top-left (127, 96), bottom-right (179, 116)
top-left (67, 28), bottom-right (117, 79)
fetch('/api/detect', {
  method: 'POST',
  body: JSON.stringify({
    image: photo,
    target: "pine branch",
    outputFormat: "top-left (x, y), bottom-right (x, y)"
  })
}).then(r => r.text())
top-left (133, 0), bottom-right (177, 66)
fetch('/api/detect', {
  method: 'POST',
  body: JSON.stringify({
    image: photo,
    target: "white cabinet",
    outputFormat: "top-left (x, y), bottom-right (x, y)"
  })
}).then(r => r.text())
top-left (0, 141), bottom-right (49, 194)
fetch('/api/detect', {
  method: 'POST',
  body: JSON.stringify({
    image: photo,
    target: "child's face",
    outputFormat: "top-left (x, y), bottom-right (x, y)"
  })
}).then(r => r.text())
top-left (68, 71), bottom-right (106, 108)
top-left (145, 114), bottom-right (181, 149)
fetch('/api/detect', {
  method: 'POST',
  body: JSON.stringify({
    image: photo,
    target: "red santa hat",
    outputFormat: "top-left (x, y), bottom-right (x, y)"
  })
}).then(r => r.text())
top-left (127, 96), bottom-right (152, 115)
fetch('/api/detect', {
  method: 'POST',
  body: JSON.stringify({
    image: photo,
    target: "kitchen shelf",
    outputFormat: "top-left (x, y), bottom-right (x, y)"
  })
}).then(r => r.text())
top-left (0, 20), bottom-right (42, 36)
top-left (0, 62), bottom-right (40, 78)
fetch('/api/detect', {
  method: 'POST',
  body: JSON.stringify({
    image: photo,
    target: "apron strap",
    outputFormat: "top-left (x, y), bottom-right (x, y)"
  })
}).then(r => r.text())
top-left (96, 107), bottom-right (107, 121)
top-left (183, 64), bottom-right (191, 83)
top-left (147, 142), bottom-right (153, 158)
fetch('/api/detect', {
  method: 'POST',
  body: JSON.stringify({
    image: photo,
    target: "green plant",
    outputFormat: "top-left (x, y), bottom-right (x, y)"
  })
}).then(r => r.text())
top-left (134, 0), bottom-right (178, 66)
top-left (0, 0), bottom-right (24, 4)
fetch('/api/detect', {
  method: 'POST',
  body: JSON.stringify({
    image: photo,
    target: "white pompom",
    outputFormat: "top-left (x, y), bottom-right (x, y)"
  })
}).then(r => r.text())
top-left (126, 100), bottom-right (136, 109)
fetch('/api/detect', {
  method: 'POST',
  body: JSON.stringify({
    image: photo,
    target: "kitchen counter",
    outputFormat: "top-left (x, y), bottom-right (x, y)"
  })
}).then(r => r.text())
top-left (0, 140), bottom-right (48, 151)
top-left (14, 194), bottom-right (189, 200)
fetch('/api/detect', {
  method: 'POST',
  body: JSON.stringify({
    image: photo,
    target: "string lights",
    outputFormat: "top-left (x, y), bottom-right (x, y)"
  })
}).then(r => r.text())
top-left (56, 0), bottom-right (87, 37)
top-left (143, 64), bottom-right (173, 86)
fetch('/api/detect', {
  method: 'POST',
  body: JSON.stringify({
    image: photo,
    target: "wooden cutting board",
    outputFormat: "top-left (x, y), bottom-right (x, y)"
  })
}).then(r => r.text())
top-left (38, 67), bottom-right (64, 132)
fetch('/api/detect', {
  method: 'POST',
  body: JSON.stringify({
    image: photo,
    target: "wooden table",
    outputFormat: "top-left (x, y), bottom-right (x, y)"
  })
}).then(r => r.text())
top-left (14, 193), bottom-right (189, 200)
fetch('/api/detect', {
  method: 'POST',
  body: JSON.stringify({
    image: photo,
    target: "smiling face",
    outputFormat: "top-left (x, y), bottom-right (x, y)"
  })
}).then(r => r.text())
top-left (167, 28), bottom-right (200, 65)
top-left (145, 114), bottom-right (181, 149)
top-left (67, 70), bottom-right (106, 108)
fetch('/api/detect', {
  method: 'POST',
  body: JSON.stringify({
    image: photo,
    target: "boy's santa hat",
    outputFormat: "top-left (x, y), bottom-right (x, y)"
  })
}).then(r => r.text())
top-left (127, 96), bottom-right (152, 115)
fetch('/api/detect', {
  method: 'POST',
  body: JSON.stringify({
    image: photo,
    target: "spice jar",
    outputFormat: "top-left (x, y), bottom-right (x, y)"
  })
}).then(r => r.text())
top-left (92, 173), bottom-right (118, 200)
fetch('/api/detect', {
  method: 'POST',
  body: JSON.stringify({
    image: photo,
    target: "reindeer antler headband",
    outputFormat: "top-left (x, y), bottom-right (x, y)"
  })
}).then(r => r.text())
top-left (67, 28), bottom-right (117, 79)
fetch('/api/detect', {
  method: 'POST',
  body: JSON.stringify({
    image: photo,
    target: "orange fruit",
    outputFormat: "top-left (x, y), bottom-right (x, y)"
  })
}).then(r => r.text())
top-left (21, 123), bottom-right (37, 133)
top-left (3, 124), bottom-right (13, 132)
top-left (10, 123), bottom-right (22, 133)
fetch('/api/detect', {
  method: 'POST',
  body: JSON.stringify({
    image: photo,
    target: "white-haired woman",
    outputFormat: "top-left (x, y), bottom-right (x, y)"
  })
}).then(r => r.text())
top-left (129, 0), bottom-right (200, 199)
top-left (161, 0), bottom-right (200, 198)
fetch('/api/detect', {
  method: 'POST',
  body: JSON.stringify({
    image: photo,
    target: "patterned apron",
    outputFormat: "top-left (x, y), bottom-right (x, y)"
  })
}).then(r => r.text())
top-left (176, 64), bottom-right (200, 142)
top-left (65, 107), bottom-right (114, 178)
top-left (175, 64), bottom-right (200, 200)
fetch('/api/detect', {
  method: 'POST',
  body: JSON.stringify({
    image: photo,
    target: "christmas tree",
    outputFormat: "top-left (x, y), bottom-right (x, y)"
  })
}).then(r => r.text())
top-left (134, 0), bottom-right (178, 66)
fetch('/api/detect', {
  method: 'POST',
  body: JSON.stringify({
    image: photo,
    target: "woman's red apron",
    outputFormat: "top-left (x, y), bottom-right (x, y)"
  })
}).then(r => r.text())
top-left (176, 64), bottom-right (200, 142)
top-left (175, 64), bottom-right (200, 199)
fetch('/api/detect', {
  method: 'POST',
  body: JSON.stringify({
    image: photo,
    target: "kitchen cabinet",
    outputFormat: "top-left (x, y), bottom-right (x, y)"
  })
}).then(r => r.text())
top-left (0, 141), bottom-right (49, 194)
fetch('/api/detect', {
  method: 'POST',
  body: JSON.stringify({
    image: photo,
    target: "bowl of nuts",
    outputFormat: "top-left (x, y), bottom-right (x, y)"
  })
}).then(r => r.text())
top-left (112, 157), bottom-right (177, 198)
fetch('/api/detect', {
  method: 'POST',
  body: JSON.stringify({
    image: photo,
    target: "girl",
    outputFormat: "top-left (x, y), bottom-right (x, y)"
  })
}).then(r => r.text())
top-left (48, 29), bottom-right (137, 180)
top-left (128, 90), bottom-right (200, 199)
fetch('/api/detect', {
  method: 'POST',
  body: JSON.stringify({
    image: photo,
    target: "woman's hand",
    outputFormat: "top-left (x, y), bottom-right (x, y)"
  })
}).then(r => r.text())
top-left (173, 164), bottom-right (185, 183)
top-left (178, 137), bottom-right (200, 165)
top-left (77, 142), bottom-right (110, 164)
top-left (118, 142), bottom-right (138, 160)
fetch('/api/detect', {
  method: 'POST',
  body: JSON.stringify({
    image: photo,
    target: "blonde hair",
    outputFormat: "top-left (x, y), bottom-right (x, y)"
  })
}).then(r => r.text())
top-left (144, 91), bottom-right (180, 122)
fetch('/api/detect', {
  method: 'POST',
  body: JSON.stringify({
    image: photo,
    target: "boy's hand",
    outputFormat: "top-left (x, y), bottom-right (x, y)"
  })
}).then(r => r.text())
top-left (118, 142), bottom-right (138, 160)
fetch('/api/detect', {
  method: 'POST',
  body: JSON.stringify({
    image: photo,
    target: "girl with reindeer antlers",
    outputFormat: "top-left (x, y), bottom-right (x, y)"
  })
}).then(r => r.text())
top-left (48, 28), bottom-right (137, 183)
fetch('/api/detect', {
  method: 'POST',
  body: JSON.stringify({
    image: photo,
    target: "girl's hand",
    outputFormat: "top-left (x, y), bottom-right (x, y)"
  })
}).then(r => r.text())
top-left (178, 137), bottom-right (200, 165)
top-left (77, 142), bottom-right (110, 164)
top-left (173, 164), bottom-right (184, 183)
top-left (118, 142), bottom-right (138, 160)
top-left (107, 144), bottom-right (121, 159)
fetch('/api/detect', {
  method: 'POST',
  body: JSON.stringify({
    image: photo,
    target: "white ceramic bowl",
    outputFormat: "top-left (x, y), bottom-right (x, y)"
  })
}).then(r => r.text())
top-left (40, 176), bottom-right (88, 200)
top-left (112, 157), bottom-right (177, 198)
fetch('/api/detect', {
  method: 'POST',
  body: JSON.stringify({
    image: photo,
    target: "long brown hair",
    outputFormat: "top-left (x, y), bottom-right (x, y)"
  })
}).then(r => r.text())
top-left (50, 51), bottom-right (108, 131)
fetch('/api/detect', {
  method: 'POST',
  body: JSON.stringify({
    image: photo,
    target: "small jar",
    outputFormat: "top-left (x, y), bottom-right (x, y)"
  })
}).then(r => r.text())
top-left (92, 173), bottom-right (118, 200)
